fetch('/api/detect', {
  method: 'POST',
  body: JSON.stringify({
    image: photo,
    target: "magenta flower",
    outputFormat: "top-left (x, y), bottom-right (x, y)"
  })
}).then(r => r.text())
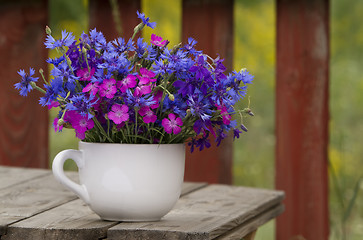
top-left (139, 106), bottom-right (157, 123)
top-left (82, 82), bottom-right (99, 95)
top-left (47, 101), bottom-right (60, 110)
top-left (151, 34), bottom-right (168, 47)
top-left (162, 113), bottom-right (183, 134)
top-left (117, 74), bottom-right (137, 93)
top-left (76, 68), bottom-right (95, 81)
top-left (67, 111), bottom-right (94, 139)
top-left (150, 90), bottom-right (162, 109)
top-left (138, 68), bottom-right (156, 84)
top-left (134, 85), bottom-right (152, 97)
top-left (217, 105), bottom-right (231, 125)
top-left (99, 78), bottom-right (117, 99)
top-left (108, 104), bottom-right (129, 124)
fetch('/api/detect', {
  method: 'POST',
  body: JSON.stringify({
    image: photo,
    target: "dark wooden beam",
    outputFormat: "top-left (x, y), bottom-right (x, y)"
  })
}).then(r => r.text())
top-left (275, 0), bottom-right (330, 239)
top-left (182, 0), bottom-right (234, 184)
top-left (0, 0), bottom-right (48, 168)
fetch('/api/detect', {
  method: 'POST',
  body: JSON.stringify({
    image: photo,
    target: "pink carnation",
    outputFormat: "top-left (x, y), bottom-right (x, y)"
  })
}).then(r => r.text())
top-left (162, 113), bottom-right (183, 134)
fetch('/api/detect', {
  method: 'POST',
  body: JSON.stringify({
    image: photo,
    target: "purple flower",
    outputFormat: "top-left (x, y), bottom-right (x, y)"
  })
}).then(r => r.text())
top-left (108, 104), bottom-right (129, 124)
top-left (217, 105), bottom-right (231, 125)
top-left (162, 113), bottom-right (183, 134)
top-left (196, 134), bottom-right (211, 151)
top-left (216, 129), bottom-right (227, 146)
top-left (76, 68), bottom-right (95, 81)
top-left (233, 128), bottom-right (242, 139)
top-left (14, 68), bottom-right (38, 96)
top-left (151, 34), bottom-right (168, 47)
top-left (139, 106), bottom-right (157, 123)
top-left (136, 11), bottom-right (156, 29)
top-left (67, 111), bottom-right (94, 139)
top-left (138, 68), bottom-right (156, 84)
top-left (82, 82), bottom-right (99, 95)
top-left (117, 74), bottom-right (137, 93)
top-left (99, 78), bottom-right (117, 99)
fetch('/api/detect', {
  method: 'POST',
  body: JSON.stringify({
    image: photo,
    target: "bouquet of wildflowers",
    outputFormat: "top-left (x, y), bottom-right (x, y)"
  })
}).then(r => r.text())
top-left (15, 12), bottom-right (253, 152)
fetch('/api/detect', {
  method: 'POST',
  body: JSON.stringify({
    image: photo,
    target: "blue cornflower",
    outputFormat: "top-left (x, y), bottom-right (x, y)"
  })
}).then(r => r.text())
top-left (152, 59), bottom-right (173, 75)
top-left (14, 68), bottom-right (38, 96)
top-left (136, 38), bottom-right (147, 58)
top-left (44, 30), bottom-right (75, 49)
top-left (183, 37), bottom-right (201, 56)
top-left (234, 69), bottom-right (254, 84)
top-left (163, 95), bottom-right (187, 118)
top-left (125, 90), bottom-right (155, 109)
top-left (136, 11), bottom-right (156, 29)
top-left (146, 45), bottom-right (158, 61)
top-left (39, 77), bottom-right (64, 106)
top-left (88, 28), bottom-right (107, 49)
top-left (187, 94), bottom-right (212, 121)
top-left (161, 48), bottom-right (189, 73)
top-left (46, 56), bottom-right (65, 67)
top-left (110, 38), bottom-right (134, 54)
top-left (67, 94), bottom-right (96, 119)
top-left (226, 74), bottom-right (248, 102)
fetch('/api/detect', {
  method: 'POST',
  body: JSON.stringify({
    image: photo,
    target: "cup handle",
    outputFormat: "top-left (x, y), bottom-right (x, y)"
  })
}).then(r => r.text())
top-left (52, 149), bottom-right (90, 204)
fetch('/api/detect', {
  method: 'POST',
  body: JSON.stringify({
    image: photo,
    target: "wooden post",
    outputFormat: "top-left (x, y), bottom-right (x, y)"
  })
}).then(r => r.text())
top-left (0, 0), bottom-right (48, 168)
top-left (276, 0), bottom-right (330, 239)
top-left (89, 0), bottom-right (141, 41)
top-left (182, 0), bottom-right (234, 184)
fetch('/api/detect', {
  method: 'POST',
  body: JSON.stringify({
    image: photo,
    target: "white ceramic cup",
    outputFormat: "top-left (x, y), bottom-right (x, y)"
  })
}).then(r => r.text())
top-left (52, 142), bottom-right (185, 221)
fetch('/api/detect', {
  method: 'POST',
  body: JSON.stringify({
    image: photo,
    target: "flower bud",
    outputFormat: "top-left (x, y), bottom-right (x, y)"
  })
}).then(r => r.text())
top-left (39, 68), bottom-right (44, 74)
top-left (57, 118), bottom-right (64, 126)
top-left (82, 46), bottom-right (87, 55)
top-left (168, 94), bottom-right (175, 101)
top-left (45, 26), bottom-right (52, 35)
top-left (240, 124), bottom-right (248, 132)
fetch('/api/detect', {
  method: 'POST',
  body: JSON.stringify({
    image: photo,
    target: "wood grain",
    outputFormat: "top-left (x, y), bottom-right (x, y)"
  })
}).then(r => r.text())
top-left (107, 185), bottom-right (284, 240)
top-left (2, 199), bottom-right (117, 240)
top-left (0, 173), bottom-right (78, 235)
top-left (0, 166), bottom-right (49, 190)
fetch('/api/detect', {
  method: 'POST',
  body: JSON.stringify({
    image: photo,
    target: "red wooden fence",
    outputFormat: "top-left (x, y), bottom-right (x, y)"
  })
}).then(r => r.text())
top-left (0, 0), bottom-right (48, 168)
top-left (276, 0), bottom-right (330, 239)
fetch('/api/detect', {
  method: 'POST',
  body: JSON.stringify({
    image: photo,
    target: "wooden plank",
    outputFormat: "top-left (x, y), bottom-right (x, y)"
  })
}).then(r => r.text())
top-left (275, 0), bottom-right (330, 239)
top-left (1, 182), bottom-right (206, 240)
top-left (107, 185), bottom-right (284, 240)
top-left (0, 173), bottom-right (78, 236)
top-left (0, 0), bottom-right (48, 168)
top-left (182, 0), bottom-right (234, 184)
top-left (181, 182), bottom-right (207, 196)
top-left (215, 205), bottom-right (284, 240)
top-left (2, 199), bottom-right (118, 240)
top-left (0, 166), bottom-right (49, 190)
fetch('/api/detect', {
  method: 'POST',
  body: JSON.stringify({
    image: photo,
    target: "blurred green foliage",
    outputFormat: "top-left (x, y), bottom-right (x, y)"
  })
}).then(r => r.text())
top-left (47, 0), bottom-right (363, 239)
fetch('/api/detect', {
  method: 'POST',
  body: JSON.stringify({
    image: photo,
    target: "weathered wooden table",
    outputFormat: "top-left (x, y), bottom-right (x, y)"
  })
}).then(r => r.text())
top-left (0, 166), bottom-right (284, 240)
